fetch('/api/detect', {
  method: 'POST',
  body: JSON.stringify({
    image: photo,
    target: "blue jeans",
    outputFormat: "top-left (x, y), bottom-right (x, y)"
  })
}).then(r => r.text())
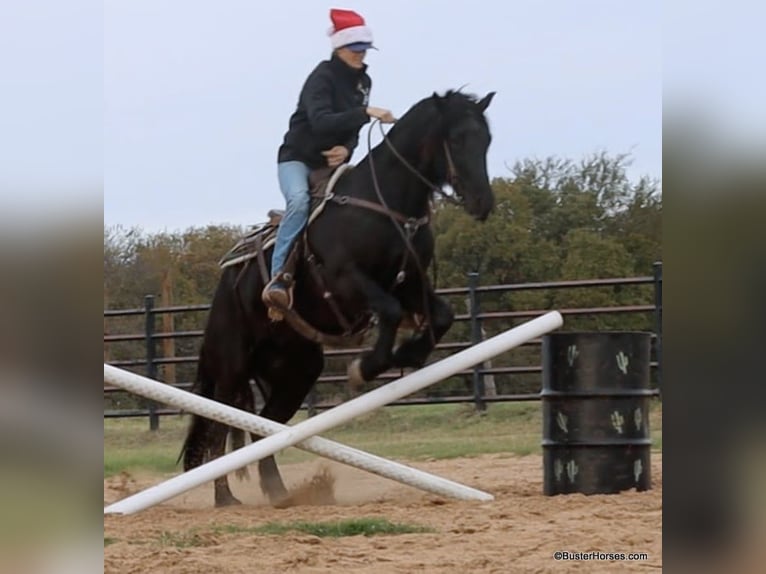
top-left (270, 161), bottom-right (312, 280)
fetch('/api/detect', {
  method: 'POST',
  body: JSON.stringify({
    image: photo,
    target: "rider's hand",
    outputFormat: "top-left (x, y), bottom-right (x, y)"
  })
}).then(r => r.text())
top-left (321, 145), bottom-right (350, 168)
top-left (366, 106), bottom-right (397, 124)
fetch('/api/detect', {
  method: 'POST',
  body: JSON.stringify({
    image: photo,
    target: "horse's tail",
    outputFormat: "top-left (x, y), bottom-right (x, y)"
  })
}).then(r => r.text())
top-left (178, 343), bottom-right (217, 471)
top-left (178, 344), bottom-right (256, 479)
top-left (229, 426), bottom-right (250, 481)
top-left (228, 380), bottom-right (257, 480)
top-left (178, 264), bottom-right (260, 475)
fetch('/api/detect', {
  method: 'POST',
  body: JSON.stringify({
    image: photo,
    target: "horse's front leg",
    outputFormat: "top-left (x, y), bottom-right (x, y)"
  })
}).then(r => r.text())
top-left (344, 274), bottom-right (403, 390)
top-left (392, 292), bottom-right (454, 370)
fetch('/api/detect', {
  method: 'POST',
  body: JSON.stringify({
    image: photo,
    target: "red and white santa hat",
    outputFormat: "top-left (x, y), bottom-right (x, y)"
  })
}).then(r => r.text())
top-left (327, 8), bottom-right (376, 51)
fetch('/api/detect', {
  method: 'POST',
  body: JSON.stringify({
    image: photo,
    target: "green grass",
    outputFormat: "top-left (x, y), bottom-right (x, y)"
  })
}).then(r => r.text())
top-left (104, 537), bottom-right (118, 547)
top-left (150, 519), bottom-right (435, 547)
top-left (104, 451), bottom-right (180, 477)
top-left (104, 400), bottom-right (662, 477)
top-left (157, 531), bottom-right (214, 548)
top-left (104, 416), bottom-right (188, 477)
top-left (243, 517), bottom-right (435, 537)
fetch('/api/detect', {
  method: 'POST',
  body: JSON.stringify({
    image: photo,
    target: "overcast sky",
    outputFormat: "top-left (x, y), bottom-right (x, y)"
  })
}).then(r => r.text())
top-left (0, 1), bottom-right (665, 232)
top-left (100, 0), bottom-right (663, 233)
top-left (4, 2), bottom-right (764, 234)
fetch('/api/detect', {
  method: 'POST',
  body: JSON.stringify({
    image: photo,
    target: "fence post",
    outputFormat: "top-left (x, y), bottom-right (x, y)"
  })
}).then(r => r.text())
top-left (144, 295), bottom-right (160, 431)
top-left (652, 261), bottom-right (663, 390)
top-left (467, 272), bottom-right (486, 413)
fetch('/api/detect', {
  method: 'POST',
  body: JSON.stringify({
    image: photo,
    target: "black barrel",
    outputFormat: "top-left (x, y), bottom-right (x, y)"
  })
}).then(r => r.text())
top-left (542, 332), bottom-right (653, 495)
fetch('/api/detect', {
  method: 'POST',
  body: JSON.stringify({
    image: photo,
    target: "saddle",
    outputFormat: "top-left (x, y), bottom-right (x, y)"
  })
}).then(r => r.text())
top-left (218, 163), bottom-right (373, 344)
top-left (218, 164), bottom-right (351, 270)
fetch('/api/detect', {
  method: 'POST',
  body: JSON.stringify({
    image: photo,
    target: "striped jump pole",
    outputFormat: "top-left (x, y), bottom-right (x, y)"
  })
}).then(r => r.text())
top-left (103, 365), bottom-right (493, 505)
top-left (105, 311), bottom-right (563, 515)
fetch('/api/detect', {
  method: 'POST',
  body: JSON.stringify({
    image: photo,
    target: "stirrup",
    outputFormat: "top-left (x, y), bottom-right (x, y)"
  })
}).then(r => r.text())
top-left (262, 276), bottom-right (293, 321)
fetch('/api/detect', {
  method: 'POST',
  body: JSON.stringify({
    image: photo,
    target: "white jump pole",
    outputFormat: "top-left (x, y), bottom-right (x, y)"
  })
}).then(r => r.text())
top-left (103, 365), bottom-right (494, 504)
top-left (105, 311), bottom-right (563, 515)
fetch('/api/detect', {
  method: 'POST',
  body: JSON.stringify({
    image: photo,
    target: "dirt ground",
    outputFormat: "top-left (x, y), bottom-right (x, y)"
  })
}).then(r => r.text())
top-left (104, 453), bottom-right (662, 573)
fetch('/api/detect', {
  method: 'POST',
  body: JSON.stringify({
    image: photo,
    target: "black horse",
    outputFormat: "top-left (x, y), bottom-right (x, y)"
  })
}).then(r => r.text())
top-left (181, 90), bottom-right (496, 506)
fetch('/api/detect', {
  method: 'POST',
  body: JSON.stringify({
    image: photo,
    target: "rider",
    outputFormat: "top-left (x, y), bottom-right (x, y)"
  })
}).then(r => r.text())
top-left (262, 8), bottom-right (396, 309)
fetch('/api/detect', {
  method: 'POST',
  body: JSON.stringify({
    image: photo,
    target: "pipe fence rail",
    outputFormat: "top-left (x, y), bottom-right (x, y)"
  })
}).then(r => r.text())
top-left (104, 263), bottom-right (662, 429)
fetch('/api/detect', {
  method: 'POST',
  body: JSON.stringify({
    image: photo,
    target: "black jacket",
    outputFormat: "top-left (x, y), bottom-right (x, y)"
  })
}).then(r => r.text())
top-left (277, 55), bottom-right (371, 169)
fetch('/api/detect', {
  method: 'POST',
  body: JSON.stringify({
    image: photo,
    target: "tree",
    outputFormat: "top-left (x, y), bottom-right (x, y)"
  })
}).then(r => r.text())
top-left (553, 229), bottom-right (650, 330)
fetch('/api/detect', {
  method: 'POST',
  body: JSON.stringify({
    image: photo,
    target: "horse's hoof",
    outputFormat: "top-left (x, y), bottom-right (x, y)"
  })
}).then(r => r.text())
top-left (263, 487), bottom-right (291, 508)
top-left (347, 358), bottom-right (365, 392)
top-left (271, 493), bottom-right (293, 509)
top-left (214, 494), bottom-right (242, 507)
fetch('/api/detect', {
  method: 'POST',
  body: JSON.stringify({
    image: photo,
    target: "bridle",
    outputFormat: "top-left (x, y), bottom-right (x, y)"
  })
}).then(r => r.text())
top-left (329, 120), bottom-right (464, 229)
top-left (377, 121), bottom-right (465, 208)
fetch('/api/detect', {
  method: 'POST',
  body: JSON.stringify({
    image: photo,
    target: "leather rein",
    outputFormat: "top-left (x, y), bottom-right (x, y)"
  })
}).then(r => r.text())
top-left (328, 120), bottom-right (463, 228)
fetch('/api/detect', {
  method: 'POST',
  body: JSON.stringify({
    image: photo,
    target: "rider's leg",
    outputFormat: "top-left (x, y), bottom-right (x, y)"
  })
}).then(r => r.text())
top-left (263, 161), bottom-right (311, 305)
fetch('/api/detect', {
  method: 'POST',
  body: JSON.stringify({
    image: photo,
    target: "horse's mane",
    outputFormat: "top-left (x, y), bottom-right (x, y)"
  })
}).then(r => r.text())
top-left (359, 89), bottom-right (488, 162)
top-left (394, 89), bottom-right (489, 135)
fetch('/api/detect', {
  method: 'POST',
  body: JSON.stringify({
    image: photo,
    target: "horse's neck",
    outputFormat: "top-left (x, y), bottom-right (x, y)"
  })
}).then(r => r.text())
top-left (375, 162), bottom-right (431, 213)
top-left (357, 130), bottom-right (438, 218)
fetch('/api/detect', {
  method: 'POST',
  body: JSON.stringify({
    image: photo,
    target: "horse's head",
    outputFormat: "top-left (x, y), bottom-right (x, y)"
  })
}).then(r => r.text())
top-left (432, 90), bottom-right (496, 221)
top-left (374, 90), bottom-right (496, 220)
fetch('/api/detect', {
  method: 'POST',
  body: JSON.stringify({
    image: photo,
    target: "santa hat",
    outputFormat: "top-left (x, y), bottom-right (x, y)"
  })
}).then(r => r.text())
top-left (327, 8), bottom-right (375, 50)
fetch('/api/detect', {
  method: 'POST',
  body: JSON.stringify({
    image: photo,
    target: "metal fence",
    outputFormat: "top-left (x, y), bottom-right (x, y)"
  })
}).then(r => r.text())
top-left (104, 262), bottom-right (662, 429)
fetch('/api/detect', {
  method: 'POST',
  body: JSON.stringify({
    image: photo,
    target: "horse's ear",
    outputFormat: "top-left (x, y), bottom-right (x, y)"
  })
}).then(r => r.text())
top-left (432, 91), bottom-right (447, 113)
top-left (477, 91), bottom-right (496, 112)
